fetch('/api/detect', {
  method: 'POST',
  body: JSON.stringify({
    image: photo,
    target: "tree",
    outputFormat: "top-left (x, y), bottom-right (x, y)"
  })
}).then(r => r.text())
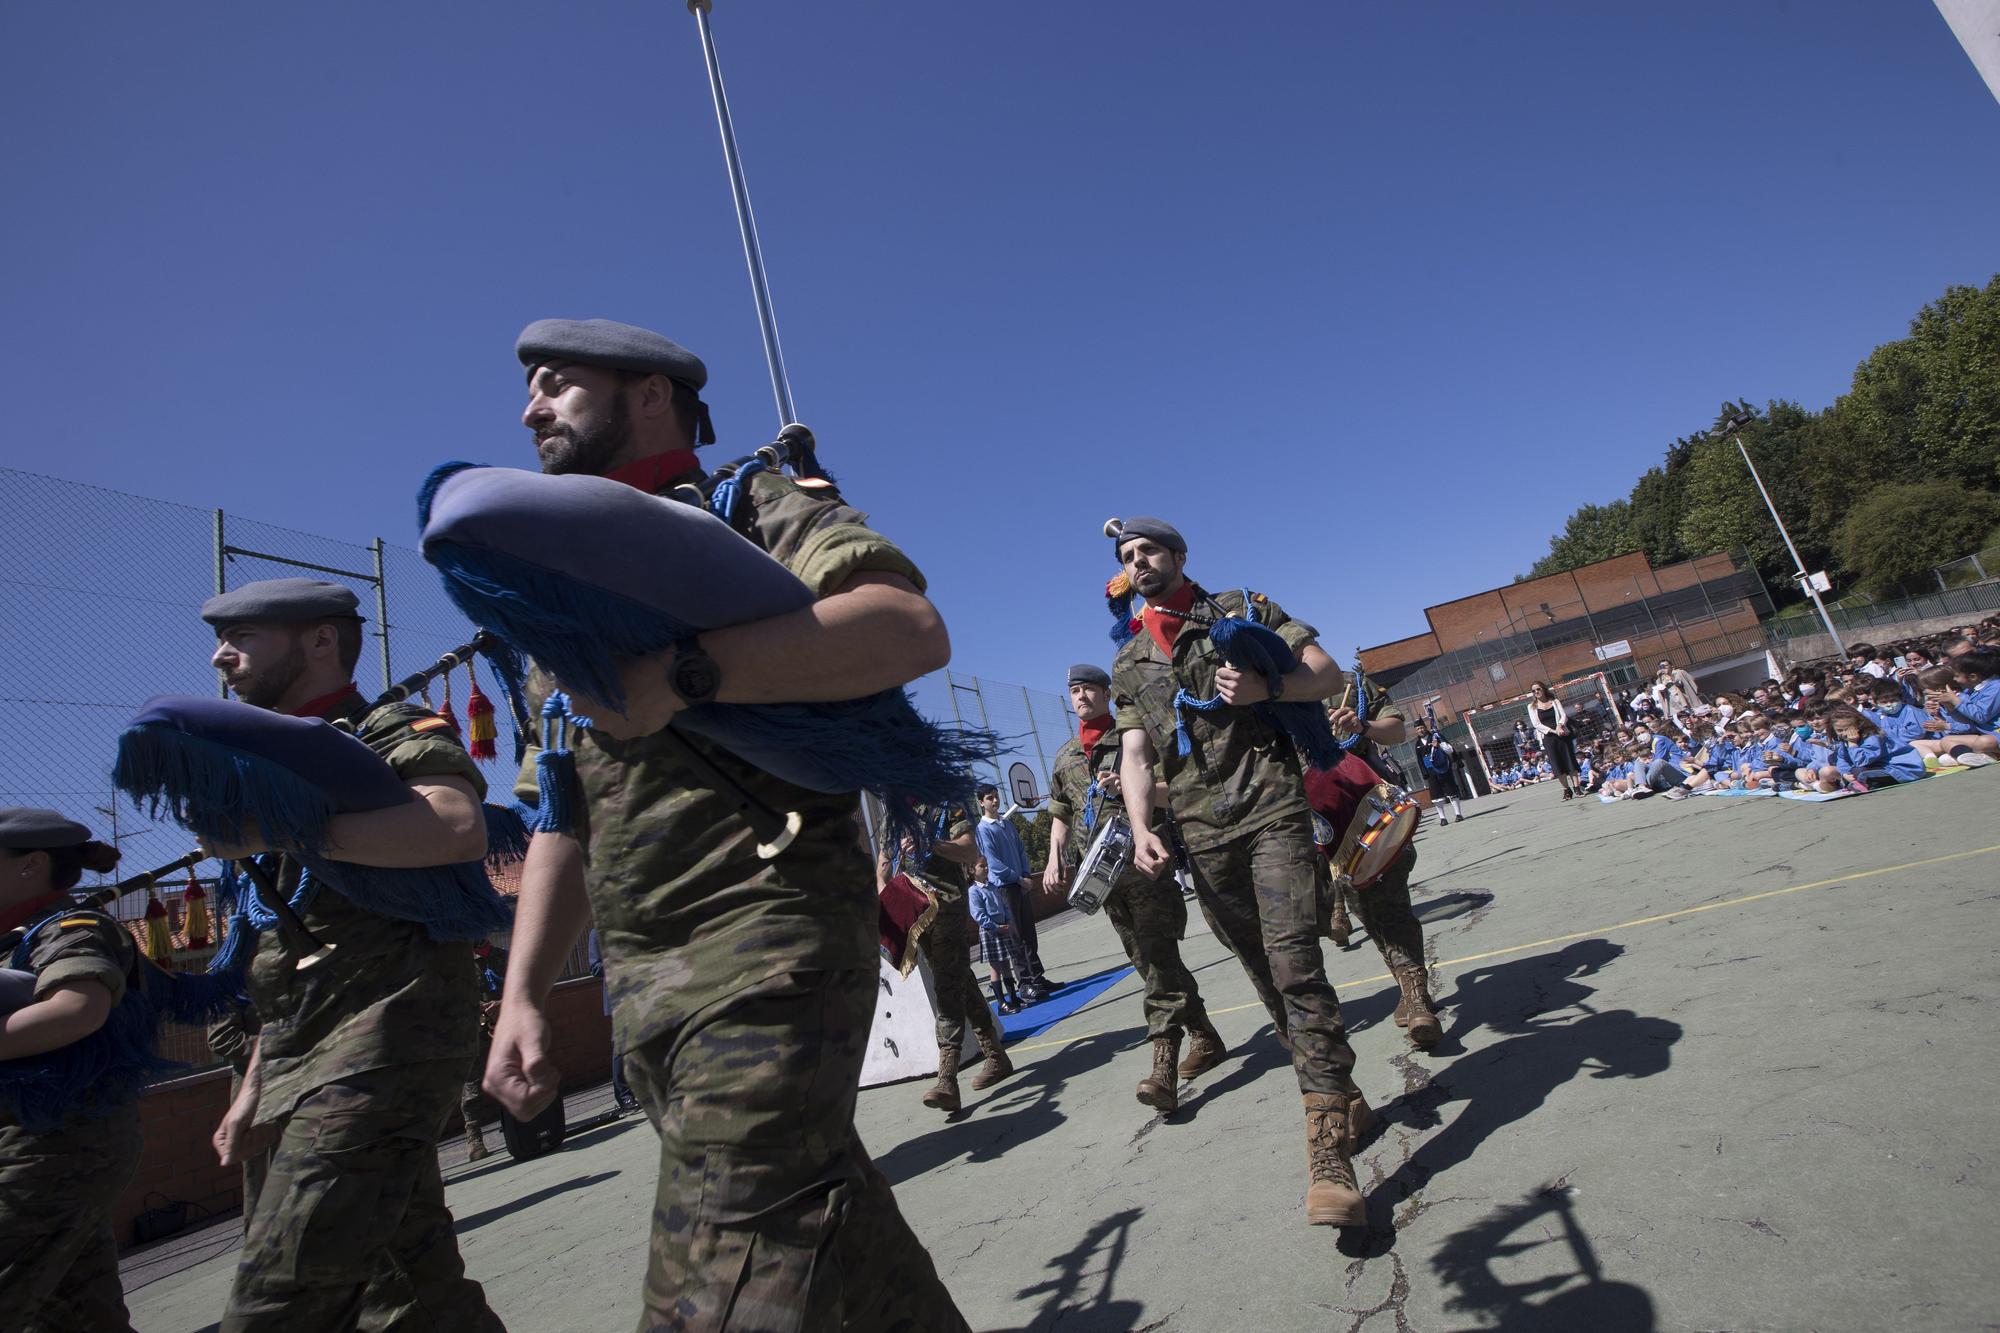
top-left (1842, 276), bottom-right (2000, 488)
top-left (1832, 481), bottom-right (2000, 598)
top-left (1527, 500), bottom-right (1637, 578)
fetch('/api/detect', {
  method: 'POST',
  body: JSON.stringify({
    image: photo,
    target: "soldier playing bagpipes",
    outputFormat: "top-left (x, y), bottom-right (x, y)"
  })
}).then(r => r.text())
top-left (181, 578), bottom-right (505, 1332)
top-left (1042, 662), bottom-right (1226, 1115)
top-left (475, 319), bottom-right (974, 1331)
top-left (1106, 517), bottom-right (1381, 1228)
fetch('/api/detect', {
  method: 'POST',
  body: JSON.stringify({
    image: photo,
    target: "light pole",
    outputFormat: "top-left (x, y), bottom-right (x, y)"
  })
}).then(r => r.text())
top-left (1720, 414), bottom-right (1845, 655)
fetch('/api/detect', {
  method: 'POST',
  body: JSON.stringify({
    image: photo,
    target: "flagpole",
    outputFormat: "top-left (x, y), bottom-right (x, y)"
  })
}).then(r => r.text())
top-left (688, 1), bottom-right (797, 430)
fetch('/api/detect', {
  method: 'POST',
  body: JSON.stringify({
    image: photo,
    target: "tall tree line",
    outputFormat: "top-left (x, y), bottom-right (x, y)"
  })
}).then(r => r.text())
top-left (1527, 275), bottom-right (2000, 600)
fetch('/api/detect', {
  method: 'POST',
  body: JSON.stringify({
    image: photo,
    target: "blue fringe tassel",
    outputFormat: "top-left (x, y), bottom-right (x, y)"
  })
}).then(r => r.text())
top-left (298, 856), bottom-right (514, 941)
top-left (534, 694), bottom-right (580, 836)
top-left (114, 726), bottom-right (338, 853)
top-left (1171, 615), bottom-right (1342, 771)
top-left (1108, 590), bottom-right (1137, 646)
top-left (483, 802), bottom-right (531, 867)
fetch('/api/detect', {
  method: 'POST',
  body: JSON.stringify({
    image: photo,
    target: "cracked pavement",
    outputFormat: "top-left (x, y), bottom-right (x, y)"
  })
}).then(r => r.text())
top-left (123, 774), bottom-right (2000, 1331)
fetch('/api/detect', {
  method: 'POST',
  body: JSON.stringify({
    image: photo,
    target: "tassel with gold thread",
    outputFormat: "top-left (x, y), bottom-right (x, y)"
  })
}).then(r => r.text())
top-left (181, 871), bottom-right (210, 950)
top-left (141, 892), bottom-right (174, 968)
top-left (466, 658), bottom-right (498, 761)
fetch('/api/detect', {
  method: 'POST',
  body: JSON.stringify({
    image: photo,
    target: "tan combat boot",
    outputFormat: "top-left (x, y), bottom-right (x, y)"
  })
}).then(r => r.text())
top-left (1302, 1092), bottom-right (1371, 1226)
top-left (1135, 1033), bottom-right (1181, 1112)
top-left (1329, 899), bottom-right (1353, 950)
top-left (466, 1121), bottom-right (489, 1162)
top-left (1178, 1023), bottom-right (1227, 1080)
top-left (922, 1044), bottom-right (962, 1113)
top-left (967, 1029), bottom-right (1014, 1091)
top-left (1391, 964), bottom-right (1442, 1049)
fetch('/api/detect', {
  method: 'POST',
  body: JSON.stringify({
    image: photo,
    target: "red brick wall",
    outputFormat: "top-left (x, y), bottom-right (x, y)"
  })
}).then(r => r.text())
top-left (117, 976), bottom-right (616, 1248)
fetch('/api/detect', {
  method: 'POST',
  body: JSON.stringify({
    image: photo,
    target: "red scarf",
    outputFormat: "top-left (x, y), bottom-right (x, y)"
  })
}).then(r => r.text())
top-left (606, 449), bottom-right (700, 495)
top-left (1078, 713), bottom-right (1114, 757)
top-left (1142, 582), bottom-right (1197, 657)
top-left (288, 685), bottom-right (364, 720)
top-left (0, 890), bottom-right (70, 937)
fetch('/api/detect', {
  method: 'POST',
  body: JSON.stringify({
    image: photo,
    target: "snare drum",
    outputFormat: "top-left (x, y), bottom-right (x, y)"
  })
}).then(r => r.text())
top-left (1068, 813), bottom-right (1134, 916)
top-left (1330, 783), bottom-right (1420, 890)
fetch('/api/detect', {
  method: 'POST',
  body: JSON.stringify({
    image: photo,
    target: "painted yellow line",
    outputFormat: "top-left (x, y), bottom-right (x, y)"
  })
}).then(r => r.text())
top-left (1007, 842), bottom-right (2000, 1055)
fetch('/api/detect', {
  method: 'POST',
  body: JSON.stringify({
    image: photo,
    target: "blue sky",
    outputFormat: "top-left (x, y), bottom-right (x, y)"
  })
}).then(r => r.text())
top-left (5, 0), bottom-right (1996, 692)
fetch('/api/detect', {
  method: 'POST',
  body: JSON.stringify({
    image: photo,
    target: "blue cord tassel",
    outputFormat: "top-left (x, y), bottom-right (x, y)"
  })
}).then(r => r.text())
top-left (706, 458), bottom-right (768, 528)
top-left (1168, 602), bottom-right (1342, 771)
top-left (535, 694), bottom-right (579, 836)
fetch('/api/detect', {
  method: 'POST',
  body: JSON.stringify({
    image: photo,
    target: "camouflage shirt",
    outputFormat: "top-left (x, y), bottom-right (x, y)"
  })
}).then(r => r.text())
top-left (515, 463), bottom-right (928, 1053)
top-left (1045, 728), bottom-right (1152, 892)
top-left (1111, 584), bottom-right (1319, 854)
top-left (0, 908), bottom-right (139, 1131)
top-left (247, 689), bottom-right (487, 1127)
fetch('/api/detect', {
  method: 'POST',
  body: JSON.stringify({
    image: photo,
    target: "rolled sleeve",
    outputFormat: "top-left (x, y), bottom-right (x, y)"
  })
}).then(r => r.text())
top-left (789, 522), bottom-right (927, 599)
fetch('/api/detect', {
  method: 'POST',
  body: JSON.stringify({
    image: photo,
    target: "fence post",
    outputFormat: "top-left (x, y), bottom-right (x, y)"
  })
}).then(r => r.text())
top-left (213, 510), bottom-right (229, 698)
top-left (1020, 684), bottom-right (1051, 792)
top-left (1974, 553), bottom-right (1989, 583)
top-left (369, 538), bottom-right (393, 692)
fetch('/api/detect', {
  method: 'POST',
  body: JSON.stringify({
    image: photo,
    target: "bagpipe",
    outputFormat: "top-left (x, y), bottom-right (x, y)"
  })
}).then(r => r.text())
top-left (110, 656), bottom-right (521, 967)
top-left (1101, 518), bottom-right (1342, 771)
top-left (416, 429), bottom-right (996, 849)
top-left (0, 850), bottom-right (244, 1132)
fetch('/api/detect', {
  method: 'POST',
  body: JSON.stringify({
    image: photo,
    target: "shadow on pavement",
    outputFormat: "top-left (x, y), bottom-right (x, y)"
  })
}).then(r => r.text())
top-left (1339, 941), bottom-right (1682, 1261)
top-left (1412, 890), bottom-right (1495, 927)
top-left (988, 1206), bottom-right (1150, 1332)
top-left (872, 1028), bottom-right (1147, 1187)
top-left (454, 1171), bottom-right (619, 1232)
top-left (1431, 1189), bottom-right (1659, 1331)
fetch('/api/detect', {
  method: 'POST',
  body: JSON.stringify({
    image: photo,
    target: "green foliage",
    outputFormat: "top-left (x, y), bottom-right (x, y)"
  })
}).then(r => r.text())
top-left (1527, 275), bottom-right (2000, 600)
top-left (1832, 482), bottom-right (2000, 598)
top-left (1011, 810), bottom-right (1051, 874)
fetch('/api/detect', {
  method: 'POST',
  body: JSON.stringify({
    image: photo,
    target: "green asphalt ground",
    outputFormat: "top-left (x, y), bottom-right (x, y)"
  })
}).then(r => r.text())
top-left (128, 770), bottom-right (2000, 1332)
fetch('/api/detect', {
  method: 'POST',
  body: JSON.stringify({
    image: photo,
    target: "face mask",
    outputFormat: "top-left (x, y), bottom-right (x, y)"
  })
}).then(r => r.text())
top-left (1794, 725), bottom-right (1812, 740)
top-left (1880, 702), bottom-right (1903, 714)
top-left (1800, 684), bottom-right (1817, 696)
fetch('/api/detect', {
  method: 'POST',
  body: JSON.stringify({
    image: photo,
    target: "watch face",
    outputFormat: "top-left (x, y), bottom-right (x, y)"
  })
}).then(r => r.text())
top-left (674, 652), bottom-right (721, 703)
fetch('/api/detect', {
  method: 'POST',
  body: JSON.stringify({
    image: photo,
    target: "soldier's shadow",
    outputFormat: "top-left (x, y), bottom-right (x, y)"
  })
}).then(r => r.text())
top-left (872, 1029), bottom-right (1146, 1187)
top-left (1339, 942), bottom-right (1682, 1259)
top-left (1430, 1189), bottom-right (1660, 1331)
top-left (986, 1206), bottom-right (1150, 1333)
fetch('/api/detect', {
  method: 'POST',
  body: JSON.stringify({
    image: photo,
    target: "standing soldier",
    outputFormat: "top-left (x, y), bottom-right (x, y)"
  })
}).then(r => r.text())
top-left (0, 811), bottom-right (140, 1331)
top-left (1319, 694), bottom-right (1443, 1048)
top-left (199, 578), bottom-right (504, 1331)
top-left (1041, 663), bottom-right (1226, 1113)
top-left (483, 319), bottom-right (971, 1330)
top-left (881, 803), bottom-right (1016, 1114)
top-left (1108, 518), bottom-right (1378, 1228)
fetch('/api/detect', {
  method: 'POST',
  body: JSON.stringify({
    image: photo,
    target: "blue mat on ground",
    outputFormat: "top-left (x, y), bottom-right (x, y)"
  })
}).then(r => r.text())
top-left (993, 964), bottom-right (1134, 1041)
top-left (1700, 787), bottom-right (1776, 797)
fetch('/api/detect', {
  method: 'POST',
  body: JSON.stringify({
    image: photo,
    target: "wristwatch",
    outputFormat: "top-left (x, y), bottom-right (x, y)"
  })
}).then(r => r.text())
top-left (667, 637), bottom-right (721, 706)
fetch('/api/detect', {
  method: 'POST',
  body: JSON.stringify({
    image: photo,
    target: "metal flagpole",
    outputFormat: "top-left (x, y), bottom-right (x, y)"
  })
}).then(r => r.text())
top-left (688, 1), bottom-right (797, 430)
top-left (1721, 415), bottom-right (1845, 655)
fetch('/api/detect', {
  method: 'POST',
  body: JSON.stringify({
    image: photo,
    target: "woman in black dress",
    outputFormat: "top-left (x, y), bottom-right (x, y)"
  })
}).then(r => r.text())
top-left (1527, 681), bottom-right (1581, 801)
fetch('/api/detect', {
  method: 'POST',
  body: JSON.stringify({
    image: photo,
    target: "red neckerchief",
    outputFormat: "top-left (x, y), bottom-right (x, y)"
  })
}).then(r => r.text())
top-left (1, 890), bottom-right (70, 937)
top-left (1142, 582), bottom-right (1198, 657)
top-left (605, 449), bottom-right (700, 494)
top-left (1078, 712), bottom-right (1114, 757)
top-left (288, 685), bottom-right (365, 719)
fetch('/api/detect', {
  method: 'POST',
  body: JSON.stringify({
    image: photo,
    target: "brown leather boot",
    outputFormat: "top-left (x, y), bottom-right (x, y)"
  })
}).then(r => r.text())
top-left (922, 1044), bottom-right (962, 1112)
top-left (1329, 900), bottom-right (1353, 950)
top-left (1302, 1092), bottom-right (1368, 1226)
top-left (967, 1029), bottom-right (1014, 1092)
top-left (1392, 964), bottom-right (1442, 1049)
top-left (466, 1123), bottom-right (489, 1162)
top-left (1178, 1023), bottom-right (1227, 1080)
top-left (1135, 1033), bottom-right (1180, 1112)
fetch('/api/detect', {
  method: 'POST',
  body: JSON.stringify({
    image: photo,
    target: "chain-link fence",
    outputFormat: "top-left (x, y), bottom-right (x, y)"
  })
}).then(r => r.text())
top-left (1930, 544), bottom-right (2000, 592)
top-left (1765, 580), bottom-right (2000, 653)
top-left (907, 670), bottom-right (1077, 806)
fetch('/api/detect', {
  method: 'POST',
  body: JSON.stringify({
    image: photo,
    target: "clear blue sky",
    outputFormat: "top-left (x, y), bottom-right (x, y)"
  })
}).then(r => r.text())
top-left (5, 1), bottom-right (1996, 689)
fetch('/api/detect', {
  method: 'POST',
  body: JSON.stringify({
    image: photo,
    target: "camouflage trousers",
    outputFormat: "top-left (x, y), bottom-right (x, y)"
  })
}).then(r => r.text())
top-left (1186, 812), bottom-right (1359, 1098)
top-left (626, 969), bottom-right (970, 1333)
top-left (1343, 846), bottom-right (1427, 974)
top-left (223, 1059), bottom-right (504, 1333)
top-left (918, 901), bottom-right (998, 1053)
top-left (1102, 872), bottom-right (1212, 1041)
top-left (461, 1029), bottom-right (493, 1143)
top-left (0, 1107), bottom-right (140, 1333)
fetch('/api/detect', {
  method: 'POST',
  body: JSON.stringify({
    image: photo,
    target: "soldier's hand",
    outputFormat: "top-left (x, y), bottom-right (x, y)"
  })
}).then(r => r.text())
top-left (1327, 706), bottom-right (1362, 738)
top-left (1131, 827), bottom-right (1173, 880)
top-left (1041, 860), bottom-right (1064, 895)
top-left (1098, 772), bottom-right (1122, 800)
top-left (485, 1002), bottom-right (561, 1120)
top-left (213, 1086), bottom-right (274, 1167)
top-left (1215, 666), bottom-right (1271, 706)
top-left (577, 652), bottom-right (688, 741)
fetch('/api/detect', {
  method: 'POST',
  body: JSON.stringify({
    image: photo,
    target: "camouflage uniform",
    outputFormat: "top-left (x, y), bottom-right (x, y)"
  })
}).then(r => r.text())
top-left (516, 463), bottom-right (968, 1333)
top-left (910, 809), bottom-right (1000, 1055)
top-left (0, 912), bottom-right (143, 1332)
top-left (222, 690), bottom-right (503, 1333)
top-left (1044, 731), bottom-right (1211, 1041)
top-left (1111, 587), bottom-right (1359, 1097)
top-left (1337, 695), bottom-right (1427, 976)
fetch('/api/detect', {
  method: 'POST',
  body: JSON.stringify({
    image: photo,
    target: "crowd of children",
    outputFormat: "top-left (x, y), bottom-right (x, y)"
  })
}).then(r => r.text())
top-left (1579, 621), bottom-right (2000, 802)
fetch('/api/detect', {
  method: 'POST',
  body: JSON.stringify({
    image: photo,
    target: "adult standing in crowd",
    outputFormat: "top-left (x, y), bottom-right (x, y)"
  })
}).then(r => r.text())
top-left (1526, 681), bottom-right (1582, 802)
top-left (1043, 662), bottom-right (1225, 1113)
top-left (1419, 730), bottom-right (1465, 825)
top-left (486, 319), bottom-right (971, 1331)
top-left (1651, 659), bottom-right (1703, 720)
top-left (1109, 516), bottom-right (1378, 1228)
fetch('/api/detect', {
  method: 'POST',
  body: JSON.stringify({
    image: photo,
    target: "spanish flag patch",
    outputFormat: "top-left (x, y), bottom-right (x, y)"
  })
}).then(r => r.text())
top-left (411, 716), bottom-right (454, 734)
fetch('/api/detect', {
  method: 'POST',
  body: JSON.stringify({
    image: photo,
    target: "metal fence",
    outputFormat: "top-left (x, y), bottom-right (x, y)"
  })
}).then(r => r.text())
top-left (1766, 579), bottom-right (2000, 650)
top-left (1930, 544), bottom-right (2000, 591)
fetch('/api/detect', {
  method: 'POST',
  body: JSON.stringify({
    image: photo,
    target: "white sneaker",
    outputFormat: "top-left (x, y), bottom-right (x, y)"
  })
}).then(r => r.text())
top-left (1956, 752), bottom-right (1995, 768)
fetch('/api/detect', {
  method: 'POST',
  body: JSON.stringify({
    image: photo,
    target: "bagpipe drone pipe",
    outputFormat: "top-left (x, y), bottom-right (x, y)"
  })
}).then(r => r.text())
top-left (0, 851), bottom-right (245, 1131)
top-left (110, 694), bottom-right (517, 952)
top-left (414, 453), bottom-right (997, 845)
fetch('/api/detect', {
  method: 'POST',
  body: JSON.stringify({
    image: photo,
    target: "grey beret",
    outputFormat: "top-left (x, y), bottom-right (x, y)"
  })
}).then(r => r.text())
top-left (0, 807), bottom-right (93, 850)
top-left (201, 578), bottom-right (362, 627)
top-left (1113, 516), bottom-right (1186, 555)
top-left (516, 318), bottom-right (708, 391)
top-left (1067, 663), bottom-right (1110, 688)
